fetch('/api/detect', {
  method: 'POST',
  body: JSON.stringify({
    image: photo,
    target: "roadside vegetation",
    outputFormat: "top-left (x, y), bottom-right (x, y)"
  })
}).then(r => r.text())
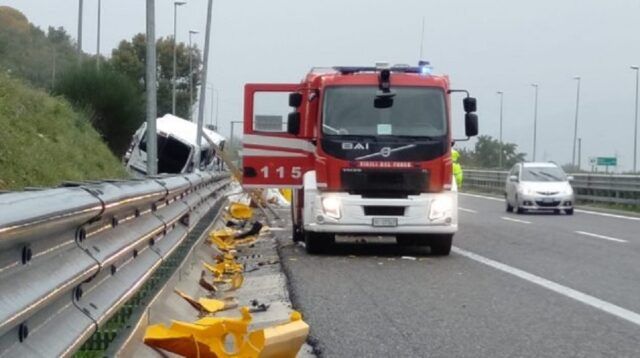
top-left (0, 6), bottom-right (204, 189)
top-left (0, 73), bottom-right (127, 190)
top-left (457, 135), bottom-right (527, 170)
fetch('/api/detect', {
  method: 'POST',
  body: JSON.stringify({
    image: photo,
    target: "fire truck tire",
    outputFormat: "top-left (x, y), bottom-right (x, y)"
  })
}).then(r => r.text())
top-left (304, 231), bottom-right (334, 254)
top-left (292, 224), bottom-right (304, 242)
top-left (430, 234), bottom-right (453, 256)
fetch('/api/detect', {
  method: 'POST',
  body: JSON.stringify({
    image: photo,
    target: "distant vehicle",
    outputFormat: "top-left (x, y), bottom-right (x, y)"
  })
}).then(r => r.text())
top-left (505, 162), bottom-right (574, 215)
top-left (124, 114), bottom-right (226, 176)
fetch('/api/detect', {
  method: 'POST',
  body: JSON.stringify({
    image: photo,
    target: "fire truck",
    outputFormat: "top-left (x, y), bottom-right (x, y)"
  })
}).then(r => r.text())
top-left (242, 62), bottom-right (479, 254)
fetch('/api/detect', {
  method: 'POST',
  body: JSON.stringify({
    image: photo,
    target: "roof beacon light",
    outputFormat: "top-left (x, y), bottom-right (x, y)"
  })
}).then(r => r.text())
top-left (375, 61), bottom-right (391, 70)
top-left (418, 60), bottom-right (432, 76)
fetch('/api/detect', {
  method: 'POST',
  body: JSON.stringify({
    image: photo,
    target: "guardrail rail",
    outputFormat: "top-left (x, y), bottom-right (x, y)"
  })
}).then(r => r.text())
top-left (464, 169), bottom-right (640, 207)
top-left (0, 172), bottom-right (232, 357)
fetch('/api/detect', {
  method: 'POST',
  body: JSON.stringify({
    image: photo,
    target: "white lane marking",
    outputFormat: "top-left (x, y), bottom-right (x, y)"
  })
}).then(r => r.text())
top-left (575, 209), bottom-right (640, 222)
top-left (501, 216), bottom-right (531, 224)
top-left (574, 231), bottom-right (628, 243)
top-left (460, 192), bottom-right (640, 222)
top-left (459, 207), bottom-right (478, 213)
top-left (459, 192), bottom-right (503, 202)
top-left (452, 246), bottom-right (640, 327)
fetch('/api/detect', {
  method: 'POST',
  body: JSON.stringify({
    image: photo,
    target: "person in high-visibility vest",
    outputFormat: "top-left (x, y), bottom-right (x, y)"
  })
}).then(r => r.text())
top-left (452, 149), bottom-right (463, 189)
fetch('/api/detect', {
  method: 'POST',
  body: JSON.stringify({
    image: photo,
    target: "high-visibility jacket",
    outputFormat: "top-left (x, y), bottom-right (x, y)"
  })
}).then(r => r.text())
top-left (452, 149), bottom-right (463, 189)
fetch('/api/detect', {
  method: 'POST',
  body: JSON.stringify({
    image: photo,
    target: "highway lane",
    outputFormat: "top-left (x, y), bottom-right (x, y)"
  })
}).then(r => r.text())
top-left (457, 193), bottom-right (640, 313)
top-left (276, 197), bottom-right (640, 357)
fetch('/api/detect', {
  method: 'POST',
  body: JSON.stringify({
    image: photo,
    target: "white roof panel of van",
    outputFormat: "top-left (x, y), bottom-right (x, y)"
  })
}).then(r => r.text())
top-left (522, 162), bottom-right (558, 168)
top-left (156, 114), bottom-right (225, 147)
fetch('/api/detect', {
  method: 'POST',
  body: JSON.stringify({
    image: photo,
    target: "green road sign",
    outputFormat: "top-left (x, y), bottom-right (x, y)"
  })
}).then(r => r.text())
top-left (596, 157), bottom-right (617, 166)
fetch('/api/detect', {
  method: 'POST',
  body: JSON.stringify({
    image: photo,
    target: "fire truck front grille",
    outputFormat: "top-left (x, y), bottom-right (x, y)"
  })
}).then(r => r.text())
top-left (341, 169), bottom-right (429, 198)
top-left (363, 206), bottom-right (406, 216)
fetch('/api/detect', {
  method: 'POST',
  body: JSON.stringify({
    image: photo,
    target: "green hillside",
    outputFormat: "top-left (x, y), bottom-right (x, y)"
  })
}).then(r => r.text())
top-left (0, 73), bottom-right (128, 190)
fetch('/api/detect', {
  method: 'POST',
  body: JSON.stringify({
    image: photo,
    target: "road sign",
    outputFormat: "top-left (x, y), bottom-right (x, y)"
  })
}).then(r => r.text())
top-left (596, 157), bottom-right (617, 166)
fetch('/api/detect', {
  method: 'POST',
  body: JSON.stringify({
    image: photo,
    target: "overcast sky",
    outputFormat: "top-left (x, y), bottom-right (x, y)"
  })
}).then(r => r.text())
top-left (4, 0), bottom-right (640, 171)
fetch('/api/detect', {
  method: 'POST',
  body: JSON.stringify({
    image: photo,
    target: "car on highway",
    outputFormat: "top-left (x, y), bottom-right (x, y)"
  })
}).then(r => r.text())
top-left (505, 162), bottom-right (574, 215)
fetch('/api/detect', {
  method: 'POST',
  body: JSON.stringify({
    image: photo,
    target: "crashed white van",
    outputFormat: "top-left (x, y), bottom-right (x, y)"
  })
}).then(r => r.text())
top-left (124, 114), bottom-right (226, 176)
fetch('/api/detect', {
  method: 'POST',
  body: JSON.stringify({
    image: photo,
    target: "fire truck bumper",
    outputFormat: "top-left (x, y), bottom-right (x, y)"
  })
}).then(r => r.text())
top-left (303, 191), bottom-right (458, 235)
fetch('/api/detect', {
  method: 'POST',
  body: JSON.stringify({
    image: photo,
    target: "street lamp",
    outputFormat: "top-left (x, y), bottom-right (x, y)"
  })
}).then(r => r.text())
top-left (631, 65), bottom-right (639, 173)
top-left (171, 1), bottom-right (186, 115)
top-left (188, 29), bottom-right (199, 121)
top-left (531, 83), bottom-right (539, 161)
top-left (230, 120), bottom-right (243, 148)
top-left (496, 91), bottom-right (504, 168)
top-left (96, 0), bottom-right (101, 70)
top-left (77, 0), bottom-right (83, 63)
top-left (206, 84), bottom-right (216, 128)
top-left (572, 76), bottom-right (581, 168)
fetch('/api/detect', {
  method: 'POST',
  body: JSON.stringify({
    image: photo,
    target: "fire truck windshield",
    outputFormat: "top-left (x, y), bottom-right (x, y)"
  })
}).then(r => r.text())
top-left (322, 86), bottom-right (447, 137)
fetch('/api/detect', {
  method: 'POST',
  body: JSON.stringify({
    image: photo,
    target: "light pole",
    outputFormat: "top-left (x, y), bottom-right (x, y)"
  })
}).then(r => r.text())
top-left (188, 29), bottom-right (199, 121)
top-left (531, 83), bottom-right (539, 161)
top-left (171, 1), bottom-right (186, 115)
top-left (632, 65), bottom-right (639, 173)
top-left (497, 91), bottom-right (504, 168)
top-left (96, 0), bottom-right (101, 70)
top-left (206, 84), bottom-right (215, 127)
top-left (145, 0), bottom-right (158, 175)
top-left (572, 76), bottom-right (581, 168)
top-left (77, 0), bottom-right (83, 63)
top-left (215, 89), bottom-right (219, 129)
top-left (194, 0), bottom-right (213, 170)
top-left (577, 138), bottom-right (582, 171)
top-left (230, 120), bottom-right (243, 148)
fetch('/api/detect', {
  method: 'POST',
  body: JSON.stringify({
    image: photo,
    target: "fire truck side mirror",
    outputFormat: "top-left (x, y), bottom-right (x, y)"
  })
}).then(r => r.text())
top-left (287, 112), bottom-right (301, 135)
top-left (465, 113), bottom-right (479, 137)
top-left (463, 97), bottom-right (477, 112)
top-left (289, 93), bottom-right (302, 107)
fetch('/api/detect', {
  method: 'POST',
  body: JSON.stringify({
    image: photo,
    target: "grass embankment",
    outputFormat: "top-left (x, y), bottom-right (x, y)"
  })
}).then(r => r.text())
top-left (0, 73), bottom-right (128, 190)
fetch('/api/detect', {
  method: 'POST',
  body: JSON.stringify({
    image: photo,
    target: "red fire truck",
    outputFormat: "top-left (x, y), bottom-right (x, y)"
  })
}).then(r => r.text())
top-left (242, 62), bottom-right (478, 254)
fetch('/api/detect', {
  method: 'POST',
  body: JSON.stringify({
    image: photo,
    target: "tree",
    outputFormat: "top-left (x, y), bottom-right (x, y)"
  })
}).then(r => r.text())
top-left (110, 34), bottom-right (202, 119)
top-left (458, 135), bottom-right (527, 169)
top-left (0, 7), bottom-right (78, 90)
top-left (54, 63), bottom-right (144, 156)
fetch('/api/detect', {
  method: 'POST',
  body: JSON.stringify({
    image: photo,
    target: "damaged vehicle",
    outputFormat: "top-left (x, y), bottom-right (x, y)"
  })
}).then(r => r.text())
top-left (124, 114), bottom-right (226, 176)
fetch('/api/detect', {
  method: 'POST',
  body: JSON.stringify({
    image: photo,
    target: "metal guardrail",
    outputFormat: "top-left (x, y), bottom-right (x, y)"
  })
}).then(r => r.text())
top-left (0, 172), bottom-right (232, 357)
top-left (464, 169), bottom-right (640, 207)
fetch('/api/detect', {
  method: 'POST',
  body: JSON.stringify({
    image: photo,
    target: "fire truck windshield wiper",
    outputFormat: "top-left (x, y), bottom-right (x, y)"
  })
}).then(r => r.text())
top-left (322, 123), bottom-right (344, 134)
top-left (386, 135), bottom-right (438, 142)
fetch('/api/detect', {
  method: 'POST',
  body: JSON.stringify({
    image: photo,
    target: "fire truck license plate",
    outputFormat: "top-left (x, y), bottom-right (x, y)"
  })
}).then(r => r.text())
top-left (372, 218), bottom-right (398, 227)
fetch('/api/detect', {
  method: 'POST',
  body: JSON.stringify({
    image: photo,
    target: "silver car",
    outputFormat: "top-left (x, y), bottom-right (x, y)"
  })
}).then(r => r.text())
top-left (505, 162), bottom-right (574, 215)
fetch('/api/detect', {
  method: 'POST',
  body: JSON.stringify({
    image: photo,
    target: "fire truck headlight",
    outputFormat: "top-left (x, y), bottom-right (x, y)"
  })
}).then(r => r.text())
top-left (321, 196), bottom-right (341, 219)
top-left (429, 196), bottom-right (452, 221)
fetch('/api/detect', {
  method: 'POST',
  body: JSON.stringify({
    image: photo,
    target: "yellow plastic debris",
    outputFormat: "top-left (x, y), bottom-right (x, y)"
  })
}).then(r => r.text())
top-left (145, 307), bottom-right (252, 357)
top-left (229, 202), bottom-right (253, 220)
top-left (244, 311), bottom-right (310, 358)
top-left (203, 261), bottom-right (225, 278)
top-left (228, 273), bottom-right (244, 291)
top-left (279, 189), bottom-right (292, 203)
top-left (210, 229), bottom-right (236, 251)
top-left (144, 308), bottom-right (310, 358)
top-left (174, 289), bottom-right (237, 314)
top-left (144, 323), bottom-right (216, 358)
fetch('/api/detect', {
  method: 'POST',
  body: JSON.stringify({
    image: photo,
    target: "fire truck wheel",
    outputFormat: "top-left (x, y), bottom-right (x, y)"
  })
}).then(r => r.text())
top-left (292, 224), bottom-right (304, 242)
top-left (430, 234), bottom-right (453, 256)
top-left (304, 231), bottom-right (334, 254)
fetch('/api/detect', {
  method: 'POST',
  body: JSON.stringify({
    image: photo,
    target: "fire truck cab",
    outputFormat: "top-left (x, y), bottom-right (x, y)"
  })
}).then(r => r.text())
top-left (242, 62), bottom-right (479, 254)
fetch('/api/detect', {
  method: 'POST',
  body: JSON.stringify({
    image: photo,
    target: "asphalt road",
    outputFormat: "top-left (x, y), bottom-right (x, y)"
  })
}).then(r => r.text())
top-left (278, 193), bottom-right (640, 357)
